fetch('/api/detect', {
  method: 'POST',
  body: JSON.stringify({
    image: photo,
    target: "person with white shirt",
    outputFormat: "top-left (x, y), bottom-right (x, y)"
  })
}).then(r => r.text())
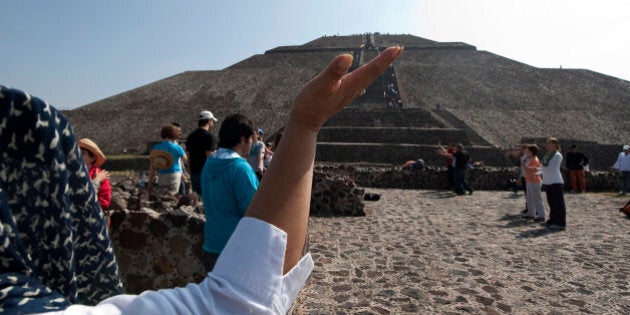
top-left (540, 137), bottom-right (566, 230)
top-left (0, 47), bottom-right (404, 314)
top-left (611, 145), bottom-right (630, 195)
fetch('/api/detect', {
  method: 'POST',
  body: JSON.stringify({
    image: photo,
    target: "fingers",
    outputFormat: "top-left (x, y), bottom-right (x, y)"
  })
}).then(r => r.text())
top-left (308, 54), bottom-right (353, 95)
top-left (324, 54), bottom-right (353, 82)
top-left (343, 46), bottom-right (403, 95)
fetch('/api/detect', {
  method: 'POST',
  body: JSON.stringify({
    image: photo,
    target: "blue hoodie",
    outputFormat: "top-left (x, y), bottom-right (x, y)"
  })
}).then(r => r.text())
top-left (201, 148), bottom-right (259, 254)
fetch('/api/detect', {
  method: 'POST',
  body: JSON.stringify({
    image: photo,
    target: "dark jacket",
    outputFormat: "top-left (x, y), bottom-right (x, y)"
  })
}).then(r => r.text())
top-left (454, 150), bottom-right (470, 169)
top-left (566, 151), bottom-right (589, 170)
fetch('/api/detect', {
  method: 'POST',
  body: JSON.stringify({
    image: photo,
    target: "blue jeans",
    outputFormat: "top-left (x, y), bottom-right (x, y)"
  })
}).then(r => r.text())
top-left (454, 168), bottom-right (473, 194)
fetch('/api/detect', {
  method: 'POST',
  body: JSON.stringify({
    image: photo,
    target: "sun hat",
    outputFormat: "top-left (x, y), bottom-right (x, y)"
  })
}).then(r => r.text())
top-left (199, 110), bottom-right (218, 122)
top-left (149, 149), bottom-right (174, 170)
top-left (78, 138), bottom-right (106, 167)
top-left (624, 145), bottom-right (630, 151)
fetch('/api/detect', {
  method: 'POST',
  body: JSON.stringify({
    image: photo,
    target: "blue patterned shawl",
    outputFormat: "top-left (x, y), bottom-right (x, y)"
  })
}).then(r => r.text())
top-left (0, 85), bottom-right (123, 314)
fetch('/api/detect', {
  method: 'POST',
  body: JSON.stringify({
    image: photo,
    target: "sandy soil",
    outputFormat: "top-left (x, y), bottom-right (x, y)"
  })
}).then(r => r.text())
top-left (295, 189), bottom-right (630, 314)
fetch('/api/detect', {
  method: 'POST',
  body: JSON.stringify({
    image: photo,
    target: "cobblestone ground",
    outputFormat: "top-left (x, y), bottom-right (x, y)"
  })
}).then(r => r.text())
top-left (295, 190), bottom-right (630, 314)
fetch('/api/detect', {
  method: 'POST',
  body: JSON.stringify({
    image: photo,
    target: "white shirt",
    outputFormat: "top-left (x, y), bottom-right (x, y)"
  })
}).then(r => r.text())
top-left (541, 152), bottom-right (564, 185)
top-left (42, 218), bottom-right (314, 315)
top-left (613, 152), bottom-right (630, 171)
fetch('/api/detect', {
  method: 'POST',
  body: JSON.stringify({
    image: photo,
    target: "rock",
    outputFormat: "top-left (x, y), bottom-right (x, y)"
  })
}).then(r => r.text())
top-left (118, 229), bottom-right (147, 250)
top-left (110, 194), bottom-right (128, 210)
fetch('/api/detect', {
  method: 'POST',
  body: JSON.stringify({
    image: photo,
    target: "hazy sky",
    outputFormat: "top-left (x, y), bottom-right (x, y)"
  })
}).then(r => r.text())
top-left (2, 0), bottom-right (628, 109)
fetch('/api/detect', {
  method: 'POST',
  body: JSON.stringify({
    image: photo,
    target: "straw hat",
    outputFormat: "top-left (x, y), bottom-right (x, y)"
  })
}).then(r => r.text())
top-left (78, 138), bottom-right (106, 167)
top-left (149, 149), bottom-right (174, 170)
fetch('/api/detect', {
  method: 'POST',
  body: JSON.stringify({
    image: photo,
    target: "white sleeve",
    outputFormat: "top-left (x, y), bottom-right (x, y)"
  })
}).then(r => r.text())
top-left (542, 153), bottom-right (563, 171)
top-left (42, 218), bottom-right (314, 315)
top-left (613, 154), bottom-right (622, 170)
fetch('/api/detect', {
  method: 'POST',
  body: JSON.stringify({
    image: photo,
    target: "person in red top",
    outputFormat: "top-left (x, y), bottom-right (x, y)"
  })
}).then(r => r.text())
top-left (437, 142), bottom-right (455, 187)
top-left (79, 138), bottom-right (111, 210)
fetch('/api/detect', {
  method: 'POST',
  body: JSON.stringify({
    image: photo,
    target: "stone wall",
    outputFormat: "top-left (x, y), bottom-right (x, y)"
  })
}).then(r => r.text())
top-left (107, 171), bottom-right (365, 292)
top-left (109, 207), bottom-right (206, 294)
top-left (311, 171), bottom-right (365, 216)
top-left (315, 144), bottom-right (512, 166)
top-left (316, 164), bottom-right (623, 192)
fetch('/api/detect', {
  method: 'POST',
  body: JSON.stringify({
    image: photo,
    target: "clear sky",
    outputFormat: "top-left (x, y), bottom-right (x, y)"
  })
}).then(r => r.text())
top-left (2, 0), bottom-right (629, 109)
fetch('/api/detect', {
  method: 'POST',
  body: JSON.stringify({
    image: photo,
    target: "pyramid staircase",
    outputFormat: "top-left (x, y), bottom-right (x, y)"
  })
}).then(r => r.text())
top-left (316, 34), bottom-right (508, 166)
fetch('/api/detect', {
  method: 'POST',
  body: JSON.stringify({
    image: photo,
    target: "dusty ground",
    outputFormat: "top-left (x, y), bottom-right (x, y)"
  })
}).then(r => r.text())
top-left (295, 189), bottom-right (630, 314)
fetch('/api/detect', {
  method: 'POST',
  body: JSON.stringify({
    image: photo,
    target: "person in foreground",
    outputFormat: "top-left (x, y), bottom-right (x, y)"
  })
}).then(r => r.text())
top-left (0, 46), bottom-right (404, 314)
top-left (0, 86), bottom-right (124, 313)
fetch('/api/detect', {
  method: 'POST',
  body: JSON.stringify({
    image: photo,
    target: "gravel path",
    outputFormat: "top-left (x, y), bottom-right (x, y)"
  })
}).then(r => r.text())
top-left (295, 189), bottom-right (630, 314)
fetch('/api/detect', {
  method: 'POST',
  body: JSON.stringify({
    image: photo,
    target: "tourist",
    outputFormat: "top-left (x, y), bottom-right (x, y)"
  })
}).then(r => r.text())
top-left (402, 159), bottom-right (425, 171)
top-left (518, 144), bottom-right (529, 214)
top-left (453, 143), bottom-right (474, 195)
top-left (147, 124), bottom-right (188, 195)
top-left (171, 122), bottom-right (188, 195)
top-left (185, 111), bottom-right (218, 194)
top-left (247, 128), bottom-right (266, 180)
top-left (437, 142), bottom-right (456, 187)
top-left (565, 144), bottom-right (589, 193)
top-left (1, 45), bottom-right (403, 314)
top-left (78, 138), bottom-right (112, 210)
top-left (611, 144), bottom-right (630, 195)
top-left (523, 144), bottom-right (546, 222)
top-left (540, 137), bottom-right (566, 230)
top-left (201, 114), bottom-right (260, 271)
top-left (1, 85), bottom-right (124, 312)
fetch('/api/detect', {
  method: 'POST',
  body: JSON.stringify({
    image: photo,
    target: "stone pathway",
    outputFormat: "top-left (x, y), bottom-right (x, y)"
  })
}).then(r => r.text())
top-left (295, 190), bottom-right (630, 314)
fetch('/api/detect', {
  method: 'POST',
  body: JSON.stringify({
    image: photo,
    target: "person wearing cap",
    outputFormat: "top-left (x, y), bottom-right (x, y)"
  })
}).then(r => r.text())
top-left (79, 138), bottom-right (112, 210)
top-left (185, 111), bottom-right (218, 194)
top-left (148, 125), bottom-right (188, 195)
top-left (611, 145), bottom-right (630, 195)
top-left (565, 144), bottom-right (589, 193)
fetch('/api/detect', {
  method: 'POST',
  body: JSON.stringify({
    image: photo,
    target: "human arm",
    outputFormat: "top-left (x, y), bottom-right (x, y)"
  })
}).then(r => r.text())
top-left (244, 46), bottom-right (403, 274)
top-left (208, 134), bottom-right (218, 157)
top-left (542, 152), bottom-right (563, 171)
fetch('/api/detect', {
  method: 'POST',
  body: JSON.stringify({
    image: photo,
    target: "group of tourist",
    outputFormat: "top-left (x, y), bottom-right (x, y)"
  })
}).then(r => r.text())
top-left (385, 82), bottom-right (403, 109)
top-left (517, 139), bottom-right (567, 230)
top-left (143, 111), bottom-right (281, 271)
top-left (0, 47), bottom-right (405, 313)
top-left (437, 142), bottom-right (474, 195)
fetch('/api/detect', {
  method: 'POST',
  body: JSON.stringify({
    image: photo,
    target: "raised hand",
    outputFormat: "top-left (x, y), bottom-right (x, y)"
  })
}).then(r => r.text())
top-left (245, 47), bottom-right (404, 275)
top-left (291, 46), bottom-right (404, 131)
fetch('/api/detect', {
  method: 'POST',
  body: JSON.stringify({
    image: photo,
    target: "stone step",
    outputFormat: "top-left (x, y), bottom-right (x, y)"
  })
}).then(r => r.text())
top-left (315, 142), bottom-right (511, 166)
top-left (346, 101), bottom-right (390, 110)
top-left (325, 108), bottom-right (445, 128)
top-left (317, 127), bottom-right (471, 146)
